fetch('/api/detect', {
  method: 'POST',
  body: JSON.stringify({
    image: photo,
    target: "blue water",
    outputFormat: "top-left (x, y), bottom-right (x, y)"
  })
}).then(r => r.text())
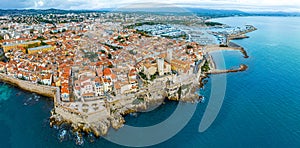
top-left (1, 16), bottom-right (300, 147)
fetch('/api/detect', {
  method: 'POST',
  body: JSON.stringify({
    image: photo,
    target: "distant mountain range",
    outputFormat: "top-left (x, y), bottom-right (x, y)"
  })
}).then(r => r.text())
top-left (0, 8), bottom-right (299, 17)
top-left (0, 9), bottom-right (108, 16)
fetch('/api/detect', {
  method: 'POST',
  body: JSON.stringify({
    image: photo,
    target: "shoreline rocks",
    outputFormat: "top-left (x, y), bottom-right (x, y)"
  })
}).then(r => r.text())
top-left (0, 48), bottom-right (249, 142)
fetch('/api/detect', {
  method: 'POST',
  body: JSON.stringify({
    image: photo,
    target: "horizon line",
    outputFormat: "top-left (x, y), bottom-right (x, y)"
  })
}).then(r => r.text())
top-left (0, 7), bottom-right (300, 14)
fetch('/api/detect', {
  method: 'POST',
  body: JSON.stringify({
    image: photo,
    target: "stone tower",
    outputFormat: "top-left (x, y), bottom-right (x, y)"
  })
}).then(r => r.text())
top-left (157, 58), bottom-right (164, 76)
top-left (166, 49), bottom-right (172, 63)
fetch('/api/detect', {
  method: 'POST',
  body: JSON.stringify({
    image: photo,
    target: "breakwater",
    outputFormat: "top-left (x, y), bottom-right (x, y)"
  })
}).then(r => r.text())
top-left (207, 64), bottom-right (248, 74)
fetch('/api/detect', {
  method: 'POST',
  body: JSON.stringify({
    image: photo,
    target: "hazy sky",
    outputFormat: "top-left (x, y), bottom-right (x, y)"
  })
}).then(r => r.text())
top-left (1, 0), bottom-right (300, 12)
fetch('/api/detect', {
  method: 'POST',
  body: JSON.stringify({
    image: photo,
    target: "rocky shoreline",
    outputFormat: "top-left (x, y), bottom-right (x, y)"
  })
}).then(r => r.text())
top-left (0, 54), bottom-right (246, 140)
top-left (49, 78), bottom-right (203, 138)
top-left (0, 41), bottom-right (252, 142)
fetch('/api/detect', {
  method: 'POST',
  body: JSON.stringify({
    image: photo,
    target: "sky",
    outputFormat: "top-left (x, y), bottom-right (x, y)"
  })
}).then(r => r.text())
top-left (1, 0), bottom-right (300, 12)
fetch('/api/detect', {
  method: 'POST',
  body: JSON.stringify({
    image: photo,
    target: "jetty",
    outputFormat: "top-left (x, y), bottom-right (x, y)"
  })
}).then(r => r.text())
top-left (207, 64), bottom-right (248, 74)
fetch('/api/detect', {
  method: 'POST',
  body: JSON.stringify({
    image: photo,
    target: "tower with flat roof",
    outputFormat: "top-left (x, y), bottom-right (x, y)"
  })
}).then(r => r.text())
top-left (157, 58), bottom-right (164, 76)
top-left (166, 49), bottom-right (172, 63)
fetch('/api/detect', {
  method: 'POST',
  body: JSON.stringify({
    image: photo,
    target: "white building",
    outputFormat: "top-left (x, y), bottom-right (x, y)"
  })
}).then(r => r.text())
top-left (166, 49), bottom-right (172, 63)
top-left (157, 58), bottom-right (164, 76)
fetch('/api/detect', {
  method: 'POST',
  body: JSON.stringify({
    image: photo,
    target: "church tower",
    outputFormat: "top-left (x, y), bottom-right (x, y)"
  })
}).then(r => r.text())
top-left (166, 49), bottom-right (172, 63)
top-left (157, 58), bottom-right (164, 76)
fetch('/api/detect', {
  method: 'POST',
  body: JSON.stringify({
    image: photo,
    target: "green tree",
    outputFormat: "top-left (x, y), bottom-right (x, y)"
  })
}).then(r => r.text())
top-left (30, 29), bottom-right (34, 34)
top-left (186, 45), bottom-right (193, 49)
top-left (108, 53), bottom-right (112, 59)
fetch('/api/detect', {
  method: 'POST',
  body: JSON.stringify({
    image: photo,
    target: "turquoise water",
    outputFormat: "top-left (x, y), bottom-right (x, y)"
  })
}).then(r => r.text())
top-left (1, 16), bottom-right (300, 147)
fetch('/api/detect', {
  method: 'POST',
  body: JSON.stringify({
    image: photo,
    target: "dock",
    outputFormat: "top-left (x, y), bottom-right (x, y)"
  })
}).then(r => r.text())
top-left (206, 64), bottom-right (248, 74)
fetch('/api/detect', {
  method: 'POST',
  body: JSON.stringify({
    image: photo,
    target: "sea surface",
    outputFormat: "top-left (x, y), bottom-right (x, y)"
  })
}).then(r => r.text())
top-left (1, 16), bottom-right (300, 147)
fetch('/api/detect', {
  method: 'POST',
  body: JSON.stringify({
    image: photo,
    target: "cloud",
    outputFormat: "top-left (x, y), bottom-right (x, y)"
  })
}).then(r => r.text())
top-left (34, 0), bottom-right (44, 7)
top-left (0, 0), bottom-right (300, 12)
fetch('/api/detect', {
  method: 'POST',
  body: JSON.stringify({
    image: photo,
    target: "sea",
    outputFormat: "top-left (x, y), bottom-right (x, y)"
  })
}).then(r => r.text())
top-left (1, 16), bottom-right (300, 148)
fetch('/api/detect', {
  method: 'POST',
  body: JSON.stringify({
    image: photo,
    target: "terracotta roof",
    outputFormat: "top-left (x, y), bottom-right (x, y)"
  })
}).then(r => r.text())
top-left (103, 68), bottom-right (112, 76)
top-left (144, 63), bottom-right (152, 69)
top-left (0, 62), bottom-right (6, 66)
top-left (132, 86), bottom-right (138, 89)
top-left (61, 83), bottom-right (69, 87)
top-left (82, 82), bottom-right (92, 87)
top-left (114, 81), bottom-right (121, 90)
top-left (75, 86), bottom-right (80, 90)
top-left (103, 78), bottom-right (111, 83)
top-left (94, 77), bottom-right (103, 83)
top-left (111, 73), bottom-right (117, 79)
top-left (82, 93), bottom-right (94, 97)
top-left (42, 74), bottom-right (51, 80)
top-left (61, 87), bottom-right (70, 94)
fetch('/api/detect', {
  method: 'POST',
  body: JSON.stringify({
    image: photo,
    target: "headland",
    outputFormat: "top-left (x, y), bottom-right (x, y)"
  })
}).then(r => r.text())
top-left (0, 12), bottom-right (256, 141)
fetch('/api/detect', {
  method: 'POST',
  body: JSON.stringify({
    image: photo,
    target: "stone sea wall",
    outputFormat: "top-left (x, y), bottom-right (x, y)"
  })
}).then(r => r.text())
top-left (0, 59), bottom-right (206, 138)
top-left (0, 73), bottom-right (58, 98)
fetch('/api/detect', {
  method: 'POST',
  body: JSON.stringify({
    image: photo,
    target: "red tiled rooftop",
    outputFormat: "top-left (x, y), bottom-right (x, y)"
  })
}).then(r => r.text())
top-left (103, 68), bottom-right (112, 76)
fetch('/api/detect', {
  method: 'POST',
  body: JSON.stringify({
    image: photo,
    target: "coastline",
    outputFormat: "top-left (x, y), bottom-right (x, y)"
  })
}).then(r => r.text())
top-left (0, 60), bottom-right (205, 137)
top-left (204, 42), bottom-right (249, 58)
top-left (0, 73), bottom-right (59, 99)
top-left (0, 22), bottom-right (257, 141)
top-left (0, 45), bottom-right (251, 140)
top-left (49, 60), bottom-right (205, 137)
